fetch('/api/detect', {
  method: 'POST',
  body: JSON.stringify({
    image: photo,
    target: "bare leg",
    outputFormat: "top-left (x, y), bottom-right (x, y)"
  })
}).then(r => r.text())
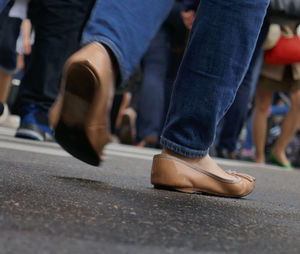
top-left (252, 87), bottom-right (273, 163)
top-left (272, 89), bottom-right (300, 165)
top-left (0, 69), bottom-right (12, 103)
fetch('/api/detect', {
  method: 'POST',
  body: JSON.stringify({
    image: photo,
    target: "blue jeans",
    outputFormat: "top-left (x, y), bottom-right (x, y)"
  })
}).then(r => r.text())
top-left (216, 21), bottom-right (268, 153)
top-left (137, 27), bottom-right (170, 141)
top-left (161, 0), bottom-right (269, 157)
top-left (81, 0), bottom-right (174, 84)
top-left (0, 0), bottom-right (10, 14)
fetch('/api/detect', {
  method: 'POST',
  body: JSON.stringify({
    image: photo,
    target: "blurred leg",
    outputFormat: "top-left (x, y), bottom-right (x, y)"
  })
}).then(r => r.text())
top-left (272, 89), bottom-right (300, 166)
top-left (16, 0), bottom-right (95, 112)
top-left (137, 27), bottom-right (170, 145)
top-left (252, 87), bottom-right (273, 163)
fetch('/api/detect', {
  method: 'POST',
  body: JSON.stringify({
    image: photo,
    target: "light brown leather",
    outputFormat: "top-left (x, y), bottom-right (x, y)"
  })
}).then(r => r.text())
top-left (50, 43), bottom-right (116, 165)
top-left (151, 154), bottom-right (255, 198)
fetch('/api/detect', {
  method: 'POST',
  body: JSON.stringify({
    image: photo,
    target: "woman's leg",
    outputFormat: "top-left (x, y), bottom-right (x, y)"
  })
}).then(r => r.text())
top-left (0, 70), bottom-right (12, 103)
top-left (151, 0), bottom-right (269, 197)
top-left (272, 89), bottom-right (300, 165)
top-left (51, 0), bottom-right (175, 164)
top-left (137, 27), bottom-right (170, 145)
top-left (161, 0), bottom-right (269, 158)
top-left (252, 87), bottom-right (273, 163)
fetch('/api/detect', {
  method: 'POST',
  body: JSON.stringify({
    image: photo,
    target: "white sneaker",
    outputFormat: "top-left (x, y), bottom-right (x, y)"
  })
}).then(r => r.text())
top-left (0, 103), bottom-right (20, 129)
top-left (0, 103), bottom-right (9, 124)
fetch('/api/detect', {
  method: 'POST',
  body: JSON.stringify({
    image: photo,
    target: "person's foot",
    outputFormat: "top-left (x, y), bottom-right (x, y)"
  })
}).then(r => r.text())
top-left (117, 107), bottom-right (136, 145)
top-left (0, 102), bottom-right (20, 128)
top-left (269, 149), bottom-right (293, 169)
top-left (0, 102), bottom-right (8, 124)
top-left (15, 104), bottom-right (53, 141)
top-left (240, 148), bottom-right (254, 161)
top-left (151, 148), bottom-right (255, 198)
top-left (137, 136), bottom-right (160, 148)
top-left (50, 42), bottom-right (117, 166)
top-left (216, 148), bottom-right (238, 160)
top-left (254, 154), bottom-right (265, 164)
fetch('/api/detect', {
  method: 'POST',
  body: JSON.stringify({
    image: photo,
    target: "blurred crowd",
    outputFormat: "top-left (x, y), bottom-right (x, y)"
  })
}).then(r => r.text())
top-left (1, 0), bottom-right (300, 169)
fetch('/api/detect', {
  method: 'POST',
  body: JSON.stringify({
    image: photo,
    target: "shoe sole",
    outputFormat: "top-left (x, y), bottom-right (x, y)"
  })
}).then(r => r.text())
top-left (16, 128), bottom-right (44, 141)
top-left (16, 122), bottom-right (51, 141)
top-left (54, 63), bottom-right (105, 166)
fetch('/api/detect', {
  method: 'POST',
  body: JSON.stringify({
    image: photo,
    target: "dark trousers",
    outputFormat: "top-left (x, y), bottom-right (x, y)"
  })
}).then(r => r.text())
top-left (16, 0), bottom-right (95, 114)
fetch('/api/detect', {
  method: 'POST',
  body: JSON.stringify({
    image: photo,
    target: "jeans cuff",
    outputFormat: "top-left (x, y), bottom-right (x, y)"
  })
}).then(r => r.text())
top-left (81, 35), bottom-right (129, 88)
top-left (160, 135), bottom-right (208, 158)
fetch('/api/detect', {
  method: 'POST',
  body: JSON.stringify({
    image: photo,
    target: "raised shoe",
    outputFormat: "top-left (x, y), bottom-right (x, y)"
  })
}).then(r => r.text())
top-left (50, 43), bottom-right (117, 166)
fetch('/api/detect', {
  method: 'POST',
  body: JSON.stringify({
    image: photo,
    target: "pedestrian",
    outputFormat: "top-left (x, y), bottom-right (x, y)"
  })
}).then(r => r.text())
top-left (51, 0), bottom-right (269, 198)
top-left (0, 0), bottom-right (28, 127)
top-left (252, 24), bottom-right (300, 169)
top-left (13, 0), bottom-right (95, 141)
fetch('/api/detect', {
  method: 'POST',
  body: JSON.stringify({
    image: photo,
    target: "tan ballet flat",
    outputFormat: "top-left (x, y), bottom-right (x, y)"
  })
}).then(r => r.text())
top-left (50, 43), bottom-right (116, 165)
top-left (151, 154), bottom-right (255, 198)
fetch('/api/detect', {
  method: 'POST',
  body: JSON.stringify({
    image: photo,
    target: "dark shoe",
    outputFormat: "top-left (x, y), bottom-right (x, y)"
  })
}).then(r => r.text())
top-left (16, 104), bottom-right (53, 141)
top-left (137, 136), bottom-right (161, 149)
top-left (117, 107), bottom-right (136, 145)
top-left (151, 154), bottom-right (255, 198)
top-left (50, 43), bottom-right (116, 166)
top-left (216, 148), bottom-right (238, 160)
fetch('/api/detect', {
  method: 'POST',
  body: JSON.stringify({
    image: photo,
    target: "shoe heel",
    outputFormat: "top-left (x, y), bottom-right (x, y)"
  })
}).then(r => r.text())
top-left (151, 155), bottom-right (194, 189)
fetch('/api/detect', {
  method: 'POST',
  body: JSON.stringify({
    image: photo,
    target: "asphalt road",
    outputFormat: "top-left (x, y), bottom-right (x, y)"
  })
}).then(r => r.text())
top-left (0, 127), bottom-right (300, 254)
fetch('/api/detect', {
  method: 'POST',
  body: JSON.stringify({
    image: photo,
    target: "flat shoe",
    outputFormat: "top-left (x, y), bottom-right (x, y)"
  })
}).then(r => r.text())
top-left (269, 152), bottom-right (293, 169)
top-left (50, 43), bottom-right (116, 166)
top-left (151, 154), bottom-right (255, 198)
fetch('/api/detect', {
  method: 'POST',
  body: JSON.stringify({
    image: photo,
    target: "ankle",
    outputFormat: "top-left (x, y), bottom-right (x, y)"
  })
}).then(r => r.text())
top-left (254, 155), bottom-right (265, 164)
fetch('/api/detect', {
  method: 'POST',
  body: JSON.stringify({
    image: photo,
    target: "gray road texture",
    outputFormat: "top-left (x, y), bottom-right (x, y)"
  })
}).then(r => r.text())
top-left (0, 127), bottom-right (300, 254)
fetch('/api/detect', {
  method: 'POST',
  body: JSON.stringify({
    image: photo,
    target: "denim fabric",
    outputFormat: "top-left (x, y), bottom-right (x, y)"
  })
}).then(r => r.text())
top-left (16, 0), bottom-right (95, 113)
top-left (216, 22), bottom-right (269, 153)
top-left (137, 27), bottom-right (170, 141)
top-left (81, 0), bottom-right (174, 85)
top-left (0, 0), bottom-right (10, 14)
top-left (161, 0), bottom-right (270, 157)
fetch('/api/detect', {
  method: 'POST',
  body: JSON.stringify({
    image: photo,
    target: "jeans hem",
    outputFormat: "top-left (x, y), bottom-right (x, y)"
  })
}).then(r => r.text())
top-left (160, 136), bottom-right (208, 158)
top-left (81, 35), bottom-right (128, 87)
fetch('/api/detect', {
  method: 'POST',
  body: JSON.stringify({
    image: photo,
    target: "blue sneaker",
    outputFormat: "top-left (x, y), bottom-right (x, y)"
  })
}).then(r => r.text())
top-left (16, 104), bottom-right (53, 141)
